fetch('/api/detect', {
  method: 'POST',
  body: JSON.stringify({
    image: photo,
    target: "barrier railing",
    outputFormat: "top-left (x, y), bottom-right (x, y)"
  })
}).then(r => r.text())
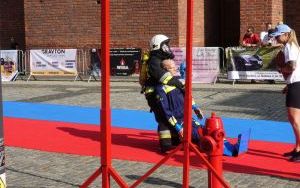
top-left (23, 48), bottom-right (87, 81)
top-left (73, 49), bottom-right (86, 81)
top-left (11, 50), bottom-right (25, 81)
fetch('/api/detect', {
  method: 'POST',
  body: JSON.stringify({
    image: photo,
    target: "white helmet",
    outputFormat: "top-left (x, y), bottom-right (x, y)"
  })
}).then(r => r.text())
top-left (149, 34), bottom-right (170, 51)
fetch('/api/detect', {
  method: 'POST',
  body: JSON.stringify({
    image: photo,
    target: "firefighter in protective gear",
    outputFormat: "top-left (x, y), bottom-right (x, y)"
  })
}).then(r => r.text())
top-left (154, 59), bottom-right (203, 152)
top-left (143, 35), bottom-right (185, 146)
top-left (156, 59), bottom-right (249, 156)
top-left (146, 34), bottom-right (184, 89)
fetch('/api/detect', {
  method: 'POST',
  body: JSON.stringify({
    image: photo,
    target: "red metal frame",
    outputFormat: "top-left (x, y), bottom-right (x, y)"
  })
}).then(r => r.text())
top-left (80, 0), bottom-right (230, 187)
top-left (182, 0), bottom-right (193, 187)
top-left (80, 0), bottom-right (128, 187)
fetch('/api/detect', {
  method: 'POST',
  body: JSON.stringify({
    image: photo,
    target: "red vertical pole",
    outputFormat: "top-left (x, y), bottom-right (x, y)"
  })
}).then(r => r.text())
top-left (101, 0), bottom-right (111, 187)
top-left (209, 144), bottom-right (224, 188)
top-left (183, 0), bottom-right (193, 187)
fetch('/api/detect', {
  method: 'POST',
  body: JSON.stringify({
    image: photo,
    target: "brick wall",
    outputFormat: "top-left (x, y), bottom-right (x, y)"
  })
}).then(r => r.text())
top-left (24, 0), bottom-right (101, 49)
top-left (0, 0), bottom-right (25, 49)
top-left (23, 0), bottom-right (184, 50)
top-left (178, 0), bottom-right (204, 47)
top-left (5, 1), bottom-right (299, 51)
top-left (240, 0), bottom-right (271, 40)
top-left (111, 0), bottom-right (180, 49)
top-left (23, 0), bottom-right (208, 50)
top-left (272, 0), bottom-right (284, 25)
top-left (239, 0), bottom-right (300, 43)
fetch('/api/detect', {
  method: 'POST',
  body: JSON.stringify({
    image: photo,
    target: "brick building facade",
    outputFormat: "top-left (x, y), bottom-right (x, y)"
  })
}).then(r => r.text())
top-left (0, 0), bottom-right (25, 49)
top-left (0, 0), bottom-right (299, 50)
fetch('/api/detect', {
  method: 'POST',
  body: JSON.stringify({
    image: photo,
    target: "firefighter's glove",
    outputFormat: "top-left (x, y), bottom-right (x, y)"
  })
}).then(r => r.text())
top-left (192, 105), bottom-right (204, 120)
top-left (175, 123), bottom-right (184, 138)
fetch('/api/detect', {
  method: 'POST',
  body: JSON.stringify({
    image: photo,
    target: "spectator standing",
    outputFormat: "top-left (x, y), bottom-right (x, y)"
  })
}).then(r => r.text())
top-left (90, 49), bottom-right (101, 77)
top-left (10, 37), bottom-right (19, 50)
top-left (242, 26), bottom-right (261, 47)
top-left (271, 24), bottom-right (300, 162)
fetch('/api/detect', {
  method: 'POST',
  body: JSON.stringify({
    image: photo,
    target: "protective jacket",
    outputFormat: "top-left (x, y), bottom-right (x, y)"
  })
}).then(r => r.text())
top-left (155, 84), bottom-right (248, 156)
top-left (144, 51), bottom-right (184, 93)
top-left (155, 84), bottom-right (201, 142)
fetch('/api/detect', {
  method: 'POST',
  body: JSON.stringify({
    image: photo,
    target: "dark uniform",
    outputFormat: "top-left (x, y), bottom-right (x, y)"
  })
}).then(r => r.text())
top-left (154, 83), bottom-right (202, 152)
top-left (155, 84), bottom-right (249, 156)
top-left (142, 35), bottom-right (185, 152)
top-left (144, 50), bottom-right (184, 121)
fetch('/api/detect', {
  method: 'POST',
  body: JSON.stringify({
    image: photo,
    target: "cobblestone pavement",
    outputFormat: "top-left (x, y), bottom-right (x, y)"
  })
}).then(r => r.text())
top-left (2, 78), bottom-right (300, 187)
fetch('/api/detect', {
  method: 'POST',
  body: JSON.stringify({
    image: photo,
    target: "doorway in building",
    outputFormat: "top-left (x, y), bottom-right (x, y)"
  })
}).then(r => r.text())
top-left (219, 0), bottom-right (240, 48)
top-left (204, 0), bottom-right (240, 48)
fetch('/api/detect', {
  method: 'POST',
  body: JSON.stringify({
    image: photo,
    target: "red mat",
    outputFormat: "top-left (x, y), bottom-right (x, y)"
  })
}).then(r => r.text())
top-left (4, 117), bottom-right (300, 180)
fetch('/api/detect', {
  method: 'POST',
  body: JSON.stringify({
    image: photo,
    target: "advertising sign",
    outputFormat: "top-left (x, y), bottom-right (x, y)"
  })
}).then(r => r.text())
top-left (172, 47), bottom-right (220, 83)
top-left (226, 46), bottom-right (284, 80)
top-left (0, 50), bottom-right (18, 81)
top-left (110, 48), bottom-right (141, 76)
top-left (30, 49), bottom-right (77, 76)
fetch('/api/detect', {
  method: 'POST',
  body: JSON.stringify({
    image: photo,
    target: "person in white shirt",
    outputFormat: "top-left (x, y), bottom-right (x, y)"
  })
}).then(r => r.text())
top-left (260, 23), bottom-right (272, 42)
top-left (262, 29), bottom-right (278, 46)
top-left (271, 24), bottom-right (300, 162)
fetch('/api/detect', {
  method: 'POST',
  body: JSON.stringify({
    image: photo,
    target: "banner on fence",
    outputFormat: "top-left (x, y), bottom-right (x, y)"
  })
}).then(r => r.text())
top-left (110, 48), bottom-right (141, 76)
top-left (0, 50), bottom-right (19, 81)
top-left (30, 49), bottom-right (77, 76)
top-left (172, 47), bottom-right (220, 83)
top-left (226, 46), bottom-right (284, 80)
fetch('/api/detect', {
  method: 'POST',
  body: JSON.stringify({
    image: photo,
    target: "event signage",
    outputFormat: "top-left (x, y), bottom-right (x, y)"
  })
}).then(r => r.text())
top-left (172, 47), bottom-right (220, 83)
top-left (30, 49), bottom-right (77, 76)
top-left (0, 50), bottom-right (19, 81)
top-left (226, 46), bottom-right (284, 80)
top-left (110, 48), bottom-right (141, 76)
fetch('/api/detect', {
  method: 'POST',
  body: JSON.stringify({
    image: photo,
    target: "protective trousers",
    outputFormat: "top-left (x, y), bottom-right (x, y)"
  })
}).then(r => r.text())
top-left (146, 93), bottom-right (180, 152)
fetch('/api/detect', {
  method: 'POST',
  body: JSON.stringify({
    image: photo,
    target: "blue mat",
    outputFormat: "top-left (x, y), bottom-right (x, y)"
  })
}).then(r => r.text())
top-left (3, 101), bottom-right (294, 143)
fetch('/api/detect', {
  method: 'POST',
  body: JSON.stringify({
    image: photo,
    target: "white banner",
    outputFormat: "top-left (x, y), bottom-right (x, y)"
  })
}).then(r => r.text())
top-left (172, 47), bottom-right (220, 83)
top-left (228, 71), bottom-right (284, 80)
top-left (0, 50), bottom-right (19, 81)
top-left (30, 49), bottom-right (77, 76)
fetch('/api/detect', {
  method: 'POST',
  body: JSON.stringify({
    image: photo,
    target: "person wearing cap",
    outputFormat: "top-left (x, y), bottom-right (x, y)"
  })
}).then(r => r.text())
top-left (271, 24), bottom-right (300, 162)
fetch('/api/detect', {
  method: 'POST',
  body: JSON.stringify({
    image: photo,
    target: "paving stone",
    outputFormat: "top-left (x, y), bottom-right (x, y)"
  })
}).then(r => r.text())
top-left (2, 78), bottom-right (299, 187)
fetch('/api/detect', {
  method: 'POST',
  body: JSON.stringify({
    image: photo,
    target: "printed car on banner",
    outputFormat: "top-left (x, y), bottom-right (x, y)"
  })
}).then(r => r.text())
top-left (226, 46), bottom-right (284, 80)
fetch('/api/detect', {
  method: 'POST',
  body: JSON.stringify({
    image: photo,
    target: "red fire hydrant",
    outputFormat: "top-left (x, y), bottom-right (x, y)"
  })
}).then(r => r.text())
top-left (200, 112), bottom-right (225, 188)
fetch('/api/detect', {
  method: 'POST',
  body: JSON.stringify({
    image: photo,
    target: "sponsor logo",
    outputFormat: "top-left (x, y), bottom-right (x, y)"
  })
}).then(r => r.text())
top-left (41, 49), bottom-right (66, 54)
top-left (120, 58), bottom-right (125, 66)
top-left (117, 58), bottom-right (129, 70)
